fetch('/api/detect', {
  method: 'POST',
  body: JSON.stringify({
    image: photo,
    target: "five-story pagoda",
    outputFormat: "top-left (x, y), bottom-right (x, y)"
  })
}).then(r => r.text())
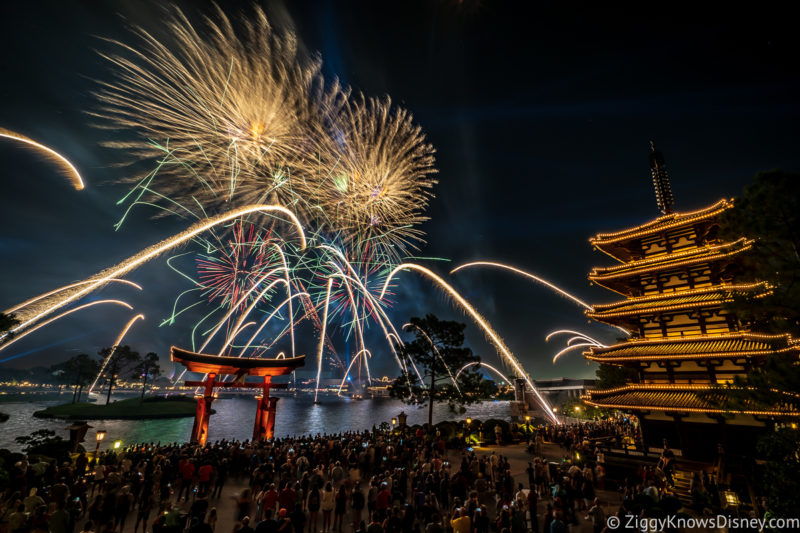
top-left (582, 143), bottom-right (800, 460)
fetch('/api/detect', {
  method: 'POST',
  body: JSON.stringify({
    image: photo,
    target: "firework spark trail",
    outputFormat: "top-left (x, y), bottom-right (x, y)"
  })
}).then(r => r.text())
top-left (455, 361), bottom-right (511, 384)
top-left (318, 244), bottom-right (421, 382)
top-left (326, 263), bottom-right (367, 363)
top-left (329, 261), bottom-right (372, 386)
top-left (545, 329), bottom-right (607, 345)
top-left (222, 321), bottom-right (256, 354)
top-left (197, 267), bottom-right (287, 352)
top-left (546, 329), bottom-right (607, 363)
top-left (252, 288), bottom-right (340, 366)
top-left (451, 261), bottom-right (630, 335)
top-left (379, 263), bottom-right (560, 425)
top-left (314, 278), bottom-right (334, 403)
top-left (4, 279), bottom-right (142, 314)
top-left (0, 128), bottom-right (85, 190)
top-left (0, 300), bottom-right (133, 352)
top-left (172, 266), bottom-right (289, 386)
top-left (552, 343), bottom-right (597, 363)
top-left (271, 243), bottom-right (295, 358)
top-left (238, 292), bottom-right (310, 356)
top-left (88, 313), bottom-right (145, 394)
top-left (6, 205), bottom-right (305, 338)
top-left (324, 266), bottom-right (416, 384)
top-left (403, 322), bottom-right (461, 394)
top-left (450, 261), bottom-right (593, 311)
top-left (215, 278), bottom-right (290, 355)
top-left (337, 349), bottom-right (372, 395)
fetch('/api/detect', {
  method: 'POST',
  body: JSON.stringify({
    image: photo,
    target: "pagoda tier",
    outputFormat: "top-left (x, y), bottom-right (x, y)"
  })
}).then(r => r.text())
top-left (589, 238), bottom-right (754, 296)
top-left (585, 332), bottom-right (800, 363)
top-left (586, 282), bottom-right (769, 334)
top-left (590, 199), bottom-right (732, 263)
top-left (583, 384), bottom-right (799, 418)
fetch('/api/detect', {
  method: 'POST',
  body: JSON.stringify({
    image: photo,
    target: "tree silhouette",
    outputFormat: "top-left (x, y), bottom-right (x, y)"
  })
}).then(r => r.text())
top-left (388, 314), bottom-right (496, 427)
top-left (52, 354), bottom-right (101, 403)
top-left (132, 352), bottom-right (162, 399)
top-left (97, 345), bottom-right (140, 405)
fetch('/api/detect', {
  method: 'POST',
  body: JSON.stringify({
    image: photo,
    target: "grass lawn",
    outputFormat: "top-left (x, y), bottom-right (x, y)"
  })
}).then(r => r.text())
top-left (33, 396), bottom-right (203, 420)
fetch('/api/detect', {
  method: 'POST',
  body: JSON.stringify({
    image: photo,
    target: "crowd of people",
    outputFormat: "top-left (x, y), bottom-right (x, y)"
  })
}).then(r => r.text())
top-left (0, 417), bottom-right (728, 533)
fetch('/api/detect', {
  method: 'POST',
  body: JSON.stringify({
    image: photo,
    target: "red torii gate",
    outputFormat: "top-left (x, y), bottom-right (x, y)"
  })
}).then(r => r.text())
top-left (170, 347), bottom-right (305, 445)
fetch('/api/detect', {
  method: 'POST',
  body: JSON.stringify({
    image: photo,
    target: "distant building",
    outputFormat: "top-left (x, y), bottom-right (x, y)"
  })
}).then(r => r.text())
top-left (513, 377), bottom-right (595, 419)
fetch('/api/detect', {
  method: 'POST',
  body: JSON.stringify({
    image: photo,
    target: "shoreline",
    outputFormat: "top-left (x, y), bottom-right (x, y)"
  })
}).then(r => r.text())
top-left (32, 396), bottom-right (207, 421)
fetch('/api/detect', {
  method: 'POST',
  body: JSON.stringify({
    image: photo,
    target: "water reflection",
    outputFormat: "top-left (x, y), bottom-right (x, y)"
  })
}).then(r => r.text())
top-left (0, 394), bottom-right (511, 452)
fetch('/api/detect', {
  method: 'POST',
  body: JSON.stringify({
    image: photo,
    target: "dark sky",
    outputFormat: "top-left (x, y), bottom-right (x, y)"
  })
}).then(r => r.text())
top-left (1, 1), bottom-right (798, 381)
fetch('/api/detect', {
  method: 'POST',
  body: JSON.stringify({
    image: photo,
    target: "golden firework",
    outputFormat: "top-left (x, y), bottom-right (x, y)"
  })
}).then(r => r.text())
top-left (93, 4), bottom-right (437, 255)
top-left (93, 4), bottom-right (325, 219)
top-left (311, 96), bottom-right (437, 255)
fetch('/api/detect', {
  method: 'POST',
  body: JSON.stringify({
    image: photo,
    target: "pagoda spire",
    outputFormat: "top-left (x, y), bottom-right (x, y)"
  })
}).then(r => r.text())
top-left (649, 140), bottom-right (674, 215)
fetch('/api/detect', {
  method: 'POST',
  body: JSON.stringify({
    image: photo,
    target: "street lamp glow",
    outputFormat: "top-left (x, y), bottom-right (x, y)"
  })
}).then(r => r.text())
top-left (95, 430), bottom-right (106, 442)
top-left (391, 417), bottom-right (397, 426)
top-left (466, 417), bottom-right (472, 425)
top-left (113, 440), bottom-right (122, 449)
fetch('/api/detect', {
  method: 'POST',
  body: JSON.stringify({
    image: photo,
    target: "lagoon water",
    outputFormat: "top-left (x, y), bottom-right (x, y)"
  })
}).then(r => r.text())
top-left (0, 393), bottom-right (511, 452)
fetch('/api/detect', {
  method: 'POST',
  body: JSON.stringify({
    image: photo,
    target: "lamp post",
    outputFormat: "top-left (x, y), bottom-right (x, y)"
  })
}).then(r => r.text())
top-left (391, 417), bottom-right (397, 432)
top-left (465, 418), bottom-right (472, 447)
top-left (524, 415), bottom-right (531, 435)
top-left (94, 430), bottom-right (106, 458)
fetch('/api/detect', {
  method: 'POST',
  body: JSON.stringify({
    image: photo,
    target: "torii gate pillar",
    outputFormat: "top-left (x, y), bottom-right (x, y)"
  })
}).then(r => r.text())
top-left (190, 373), bottom-right (216, 446)
top-left (253, 376), bottom-right (280, 441)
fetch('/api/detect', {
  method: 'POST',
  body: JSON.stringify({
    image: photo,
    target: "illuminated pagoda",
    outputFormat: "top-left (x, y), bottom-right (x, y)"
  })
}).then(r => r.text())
top-left (582, 143), bottom-right (800, 460)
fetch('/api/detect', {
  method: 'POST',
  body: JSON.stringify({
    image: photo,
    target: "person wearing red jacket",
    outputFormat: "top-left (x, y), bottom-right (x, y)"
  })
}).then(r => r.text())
top-left (178, 460), bottom-right (196, 501)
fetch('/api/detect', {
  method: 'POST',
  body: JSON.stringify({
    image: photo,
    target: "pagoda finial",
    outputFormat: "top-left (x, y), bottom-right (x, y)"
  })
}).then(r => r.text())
top-left (649, 140), bottom-right (674, 215)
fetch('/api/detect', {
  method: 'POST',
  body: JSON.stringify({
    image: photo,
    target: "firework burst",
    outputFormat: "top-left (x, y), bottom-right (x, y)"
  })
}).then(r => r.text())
top-left (311, 96), bottom-right (437, 256)
top-left (196, 222), bottom-right (280, 309)
top-left (94, 4), bottom-right (436, 258)
top-left (93, 4), bottom-right (330, 222)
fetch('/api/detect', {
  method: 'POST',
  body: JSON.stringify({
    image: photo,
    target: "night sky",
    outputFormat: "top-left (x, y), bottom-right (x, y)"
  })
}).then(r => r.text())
top-left (1, 1), bottom-right (798, 381)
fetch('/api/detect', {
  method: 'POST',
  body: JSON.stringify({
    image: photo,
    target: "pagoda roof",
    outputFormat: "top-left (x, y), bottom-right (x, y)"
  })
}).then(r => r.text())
top-left (586, 283), bottom-right (768, 326)
top-left (584, 332), bottom-right (799, 362)
top-left (589, 239), bottom-right (753, 294)
top-left (590, 199), bottom-right (732, 248)
top-left (583, 383), bottom-right (799, 417)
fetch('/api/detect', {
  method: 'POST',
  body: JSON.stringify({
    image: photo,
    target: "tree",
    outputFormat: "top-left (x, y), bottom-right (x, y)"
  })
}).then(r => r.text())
top-left (715, 172), bottom-right (800, 413)
top-left (713, 170), bottom-right (800, 518)
top-left (387, 314), bottom-right (496, 427)
top-left (97, 345), bottom-right (140, 405)
top-left (14, 429), bottom-right (72, 459)
top-left (51, 354), bottom-right (101, 403)
top-left (595, 363), bottom-right (638, 390)
top-left (718, 170), bottom-right (800, 336)
top-left (133, 352), bottom-right (162, 399)
top-left (755, 427), bottom-right (800, 519)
